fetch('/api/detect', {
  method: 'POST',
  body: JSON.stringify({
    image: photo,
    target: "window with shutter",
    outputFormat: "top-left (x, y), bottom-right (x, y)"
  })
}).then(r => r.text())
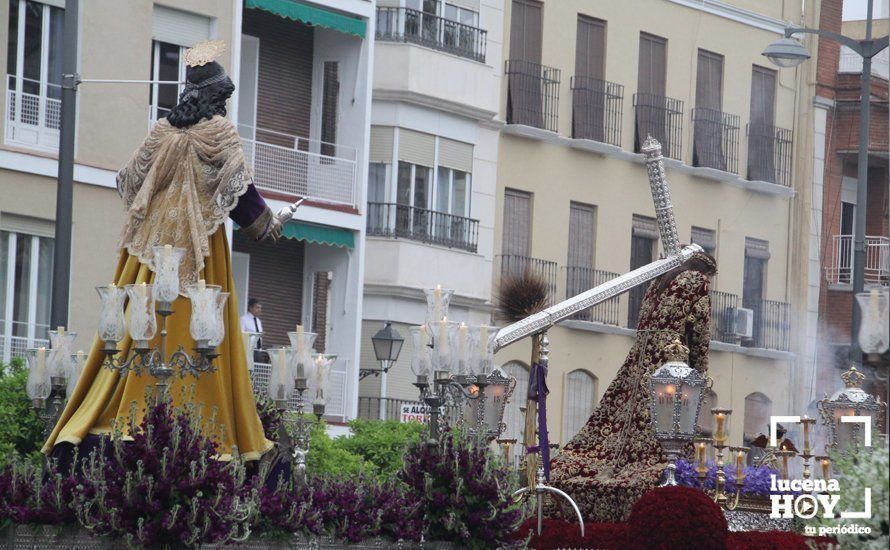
top-left (510, 0), bottom-right (542, 63)
top-left (628, 215), bottom-right (657, 328)
top-left (636, 33), bottom-right (668, 154)
top-left (508, 0), bottom-right (543, 127)
top-left (312, 271), bottom-right (332, 352)
top-left (574, 16), bottom-right (607, 142)
top-left (747, 65), bottom-right (778, 181)
top-left (690, 226), bottom-right (717, 257)
top-left (562, 369), bottom-right (597, 443)
top-left (502, 189), bottom-right (532, 257)
top-left (567, 202), bottom-right (595, 268)
top-left (743, 237), bottom-right (768, 345)
top-left (693, 50), bottom-right (725, 169)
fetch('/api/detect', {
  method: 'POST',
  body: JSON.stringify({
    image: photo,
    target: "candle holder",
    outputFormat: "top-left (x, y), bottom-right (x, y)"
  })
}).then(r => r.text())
top-left (696, 409), bottom-right (747, 510)
top-left (777, 449), bottom-right (797, 480)
top-left (25, 346), bottom-right (66, 438)
top-left (99, 279), bottom-right (222, 399)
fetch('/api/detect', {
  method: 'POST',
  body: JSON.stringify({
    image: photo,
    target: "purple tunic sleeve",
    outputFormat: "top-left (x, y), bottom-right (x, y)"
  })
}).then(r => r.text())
top-left (229, 184), bottom-right (269, 228)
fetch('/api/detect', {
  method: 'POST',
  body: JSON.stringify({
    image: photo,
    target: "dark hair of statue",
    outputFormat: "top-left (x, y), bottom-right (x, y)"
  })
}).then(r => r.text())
top-left (165, 61), bottom-right (235, 128)
top-left (653, 249), bottom-right (717, 294)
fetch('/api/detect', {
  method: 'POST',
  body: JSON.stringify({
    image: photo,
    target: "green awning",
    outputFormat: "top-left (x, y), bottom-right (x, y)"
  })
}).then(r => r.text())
top-left (246, 0), bottom-right (366, 38)
top-left (282, 222), bottom-right (354, 248)
top-left (235, 221), bottom-right (355, 248)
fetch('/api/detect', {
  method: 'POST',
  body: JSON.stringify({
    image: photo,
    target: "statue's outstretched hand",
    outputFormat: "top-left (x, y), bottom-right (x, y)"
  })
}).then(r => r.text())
top-left (266, 217), bottom-right (284, 243)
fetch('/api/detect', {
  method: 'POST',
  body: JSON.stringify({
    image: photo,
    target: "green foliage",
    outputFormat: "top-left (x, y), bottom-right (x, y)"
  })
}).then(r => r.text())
top-left (0, 359), bottom-right (45, 465)
top-left (806, 442), bottom-right (889, 549)
top-left (335, 419), bottom-right (423, 478)
top-left (305, 419), bottom-right (365, 477)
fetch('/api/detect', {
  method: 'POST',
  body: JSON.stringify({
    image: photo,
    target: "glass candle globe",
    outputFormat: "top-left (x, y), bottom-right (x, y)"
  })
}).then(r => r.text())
top-left (207, 292), bottom-right (229, 347)
top-left (409, 325), bottom-right (432, 379)
top-left (287, 327), bottom-right (317, 379)
top-left (125, 283), bottom-right (157, 347)
top-left (856, 289), bottom-right (889, 356)
top-left (25, 347), bottom-right (51, 402)
top-left (48, 327), bottom-right (77, 379)
top-left (151, 245), bottom-right (186, 304)
top-left (185, 281), bottom-right (221, 346)
top-left (96, 284), bottom-right (127, 343)
top-left (267, 347), bottom-right (295, 402)
top-left (67, 350), bottom-right (86, 398)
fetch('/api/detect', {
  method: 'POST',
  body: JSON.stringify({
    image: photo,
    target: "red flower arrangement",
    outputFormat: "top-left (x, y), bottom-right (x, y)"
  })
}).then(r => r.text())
top-left (626, 486), bottom-right (728, 549)
top-left (514, 518), bottom-right (629, 550)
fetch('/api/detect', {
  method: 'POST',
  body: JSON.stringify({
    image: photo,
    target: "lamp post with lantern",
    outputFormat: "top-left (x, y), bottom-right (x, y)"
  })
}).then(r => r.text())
top-left (360, 321), bottom-right (405, 420)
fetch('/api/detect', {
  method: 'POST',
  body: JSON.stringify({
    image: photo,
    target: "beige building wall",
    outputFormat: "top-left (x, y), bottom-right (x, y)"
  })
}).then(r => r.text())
top-left (0, 0), bottom-right (235, 350)
top-left (493, 0), bottom-right (819, 449)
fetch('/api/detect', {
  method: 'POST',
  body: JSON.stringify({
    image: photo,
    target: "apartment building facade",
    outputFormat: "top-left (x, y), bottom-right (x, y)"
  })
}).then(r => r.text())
top-left (0, 0), bottom-right (375, 421)
top-left (806, 0), bottom-right (888, 424)
top-left (356, 0), bottom-right (504, 418)
top-left (492, 0), bottom-right (819, 459)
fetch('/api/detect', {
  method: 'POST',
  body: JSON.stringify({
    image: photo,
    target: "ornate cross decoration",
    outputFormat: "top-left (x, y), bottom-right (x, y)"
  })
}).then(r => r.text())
top-left (494, 136), bottom-right (699, 351)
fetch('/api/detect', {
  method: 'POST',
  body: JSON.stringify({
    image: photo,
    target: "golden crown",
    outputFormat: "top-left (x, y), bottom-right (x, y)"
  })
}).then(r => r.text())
top-left (184, 40), bottom-right (227, 67)
top-left (664, 339), bottom-right (690, 363)
top-left (841, 365), bottom-right (866, 388)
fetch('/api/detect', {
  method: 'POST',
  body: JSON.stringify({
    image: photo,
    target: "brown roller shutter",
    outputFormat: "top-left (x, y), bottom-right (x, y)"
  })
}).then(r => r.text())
top-left (510, 0), bottom-right (542, 63)
top-left (575, 16), bottom-right (605, 80)
top-left (637, 32), bottom-right (666, 96)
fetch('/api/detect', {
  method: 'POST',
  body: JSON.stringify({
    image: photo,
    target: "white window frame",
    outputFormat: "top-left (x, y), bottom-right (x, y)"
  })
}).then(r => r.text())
top-left (5, 0), bottom-right (63, 151)
top-left (1, 230), bottom-right (52, 362)
top-left (434, 166), bottom-right (472, 219)
top-left (149, 40), bottom-right (187, 123)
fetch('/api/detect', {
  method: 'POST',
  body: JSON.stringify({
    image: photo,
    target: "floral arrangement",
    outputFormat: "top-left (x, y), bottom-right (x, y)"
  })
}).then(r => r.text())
top-left (675, 458), bottom-right (795, 497)
top-left (805, 443), bottom-right (889, 549)
top-left (0, 456), bottom-right (78, 526)
top-left (257, 473), bottom-right (422, 542)
top-left (626, 486), bottom-right (728, 549)
top-left (72, 400), bottom-right (257, 548)
top-left (399, 428), bottom-right (525, 549)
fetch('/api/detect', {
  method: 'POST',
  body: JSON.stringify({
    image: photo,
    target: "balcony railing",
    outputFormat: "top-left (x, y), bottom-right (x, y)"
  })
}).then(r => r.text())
top-left (633, 92), bottom-right (684, 160)
top-left (498, 254), bottom-right (558, 304)
top-left (505, 59), bottom-right (561, 132)
top-left (709, 290), bottom-right (740, 344)
top-left (692, 107), bottom-right (740, 174)
top-left (367, 202), bottom-right (479, 253)
top-left (571, 76), bottom-right (624, 147)
top-left (376, 7), bottom-right (487, 62)
top-left (825, 234), bottom-right (890, 286)
top-left (746, 123), bottom-right (793, 186)
top-left (564, 266), bottom-right (620, 325)
top-left (238, 125), bottom-right (357, 208)
top-left (743, 298), bottom-right (791, 352)
top-left (250, 361), bottom-right (347, 419)
top-left (5, 75), bottom-right (61, 151)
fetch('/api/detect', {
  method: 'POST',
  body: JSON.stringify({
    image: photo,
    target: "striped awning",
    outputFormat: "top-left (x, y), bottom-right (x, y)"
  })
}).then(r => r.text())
top-left (246, 0), bottom-right (366, 38)
top-left (281, 221), bottom-right (354, 248)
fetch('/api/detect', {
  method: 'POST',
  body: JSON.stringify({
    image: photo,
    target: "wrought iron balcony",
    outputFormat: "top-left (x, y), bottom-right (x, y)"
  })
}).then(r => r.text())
top-left (746, 123), bottom-right (793, 186)
top-left (375, 7), bottom-right (487, 62)
top-left (239, 125), bottom-right (358, 208)
top-left (742, 298), bottom-right (791, 352)
top-left (825, 234), bottom-right (890, 286)
top-left (498, 254), bottom-right (558, 304)
top-left (570, 76), bottom-right (624, 147)
top-left (709, 290), bottom-right (740, 344)
top-left (366, 202), bottom-right (479, 253)
top-left (633, 92), bottom-right (684, 160)
top-left (564, 266), bottom-right (620, 325)
top-left (692, 107), bottom-right (740, 173)
top-left (505, 59), bottom-right (561, 132)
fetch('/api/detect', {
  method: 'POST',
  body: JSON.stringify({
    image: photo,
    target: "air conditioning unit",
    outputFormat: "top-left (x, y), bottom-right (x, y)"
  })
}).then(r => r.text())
top-left (732, 307), bottom-right (755, 339)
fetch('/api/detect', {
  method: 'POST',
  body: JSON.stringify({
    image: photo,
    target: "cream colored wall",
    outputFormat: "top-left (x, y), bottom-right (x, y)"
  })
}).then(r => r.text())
top-left (493, 0), bottom-right (817, 443)
top-left (0, 173), bottom-right (122, 342)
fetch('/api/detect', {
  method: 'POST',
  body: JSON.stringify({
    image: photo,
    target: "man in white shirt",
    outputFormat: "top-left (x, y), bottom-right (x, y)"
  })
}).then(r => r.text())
top-left (240, 298), bottom-right (265, 360)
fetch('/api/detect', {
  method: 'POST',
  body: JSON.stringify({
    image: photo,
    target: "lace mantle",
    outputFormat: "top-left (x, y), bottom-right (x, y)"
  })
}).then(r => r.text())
top-left (116, 116), bottom-right (250, 294)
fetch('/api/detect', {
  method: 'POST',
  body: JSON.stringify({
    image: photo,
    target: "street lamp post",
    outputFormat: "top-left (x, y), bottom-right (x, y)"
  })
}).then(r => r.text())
top-left (763, 0), bottom-right (889, 368)
top-left (361, 321), bottom-right (405, 420)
